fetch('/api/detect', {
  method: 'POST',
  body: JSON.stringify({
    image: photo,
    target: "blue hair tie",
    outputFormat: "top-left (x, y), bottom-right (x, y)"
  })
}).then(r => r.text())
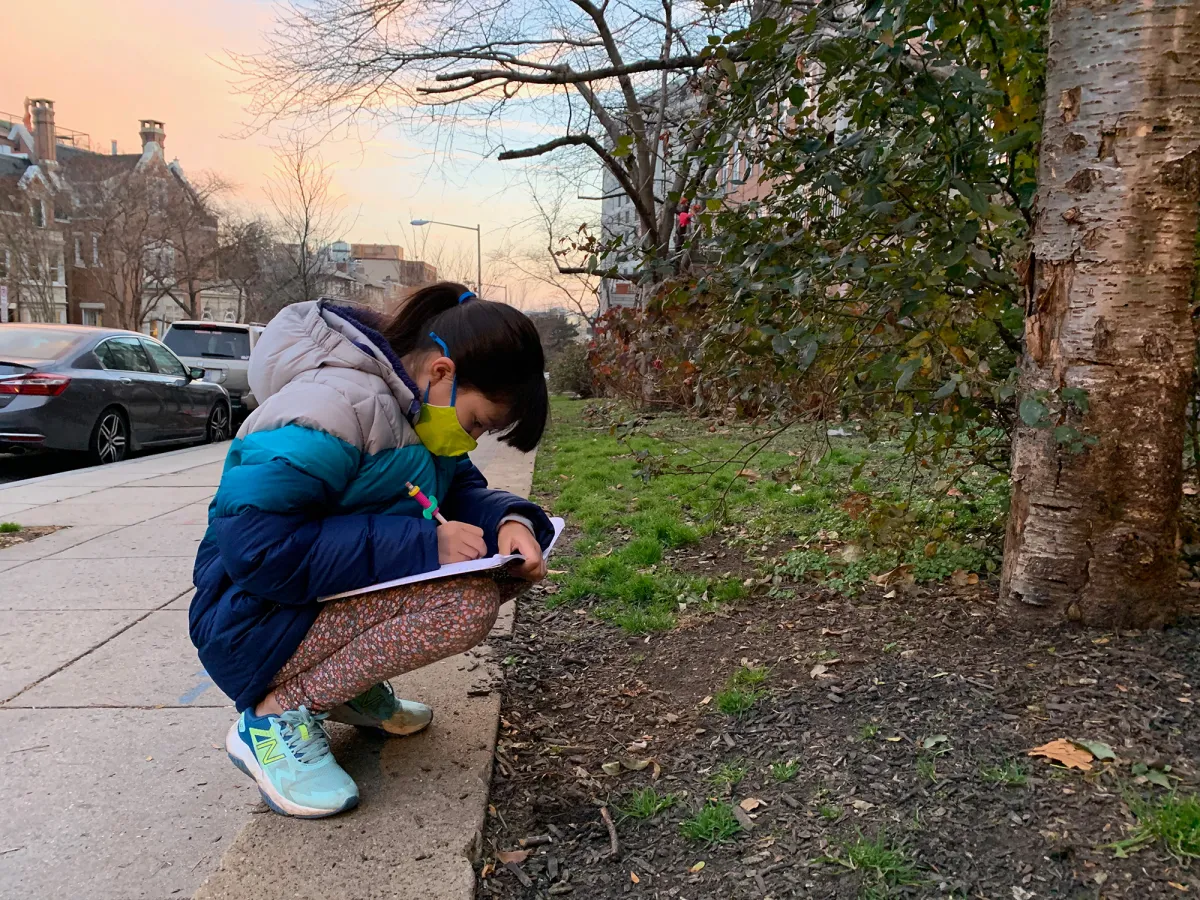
top-left (458, 291), bottom-right (476, 304)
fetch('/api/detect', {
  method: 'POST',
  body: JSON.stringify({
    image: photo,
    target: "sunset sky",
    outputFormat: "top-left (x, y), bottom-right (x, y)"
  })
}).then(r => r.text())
top-left (6, 0), bottom-right (585, 305)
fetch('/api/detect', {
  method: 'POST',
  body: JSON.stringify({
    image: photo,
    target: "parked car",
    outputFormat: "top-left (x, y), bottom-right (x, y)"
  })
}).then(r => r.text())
top-left (162, 321), bottom-right (264, 417)
top-left (0, 324), bottom-right (231, 464)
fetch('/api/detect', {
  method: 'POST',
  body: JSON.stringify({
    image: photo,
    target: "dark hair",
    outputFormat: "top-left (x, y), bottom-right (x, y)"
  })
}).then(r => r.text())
top-left (383, 281), bottom-right (548, 452)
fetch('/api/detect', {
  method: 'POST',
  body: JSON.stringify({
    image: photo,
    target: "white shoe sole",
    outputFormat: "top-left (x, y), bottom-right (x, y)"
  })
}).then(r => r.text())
top-left (328, 704), bottom-right (434, 736)
top-left (225, 721), bottom-right (358, 819)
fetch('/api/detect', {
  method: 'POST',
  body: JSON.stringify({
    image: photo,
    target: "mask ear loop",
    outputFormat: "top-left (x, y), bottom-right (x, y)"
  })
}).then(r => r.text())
top-left (428, 331), bottom-right (457, 406)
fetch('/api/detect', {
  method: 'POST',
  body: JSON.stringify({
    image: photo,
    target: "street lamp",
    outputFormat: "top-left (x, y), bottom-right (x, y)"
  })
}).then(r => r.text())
top-left (410, 218), bottom-right (482, 294)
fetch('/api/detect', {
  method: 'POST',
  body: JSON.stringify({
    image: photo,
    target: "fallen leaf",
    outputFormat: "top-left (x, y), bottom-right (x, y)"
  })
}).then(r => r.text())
top-left (809, 664), bottom-right (829, 679)
top-left (601, 761), bottom-right (623, 776)
top-left (1073, 739), bottom-right (1115, 761)
top-left (630, 871), bottom-right (640, 884)
top-left (921, 735), bottom-right (950, 750)
top-left (950, 569), bottom-right (970, 587)
top-left (1147, 769), bottom-right (1172, 789)
top-left (497, 849), bottom-right (531, 865)
top-left (946, 487), bottom-right (964, 497)
top-left (821, 627), bottom-right (849, 637)
top-left (737, 468), bottom-right (760, 482)
top-left (924, 541), bottom-right (939, 558)
top-left (885, 736), bottom-right (902, 742)
top-left (689, 861), bottom-right (706, 874)
top-left (870, 564), bottom-right (914, 587)
top-left (1028, 738), bottom-right (1093, 771)
top-left (732, 806), bottom-right (756, 830)
top-left (480, 863), bottom-right (495, 879)
top-left (1012, 888), bottom-right (1036, 900)
top-left (1169, 881), bottom-right (1189, 891)
top-left (1185, 484), bottom-right (1199, 496)
top-left (146, 756), bottom-right (153, 761)
top-left (851, 799), bottom-right (875, 812)
top-left (699, 695), bottom-right (712, 706)
top-left (967, 572), bottom-right (980, 585)
top-left (621, 757), bottom-right (653, 771)
top-left (884, 589), bottom-right (897, 599)
top-left (839, 543), bottom-right (865, 563)
top-left (739, 797), bottom-right (764, 812)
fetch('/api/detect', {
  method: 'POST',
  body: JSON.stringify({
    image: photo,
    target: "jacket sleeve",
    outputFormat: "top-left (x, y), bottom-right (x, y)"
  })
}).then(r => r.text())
top-left (210, 423), bottom-right (439, 604)
top-left (439, 456), bottom-right (555, 555)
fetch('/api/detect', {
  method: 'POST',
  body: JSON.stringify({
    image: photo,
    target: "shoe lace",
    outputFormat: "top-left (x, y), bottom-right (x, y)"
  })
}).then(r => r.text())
top-left (278, 706), bottom-right (332, 764)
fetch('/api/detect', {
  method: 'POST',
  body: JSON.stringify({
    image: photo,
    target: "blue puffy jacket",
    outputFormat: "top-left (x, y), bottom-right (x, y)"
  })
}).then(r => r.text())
top-left (190, 301), bottom-right (552, 711)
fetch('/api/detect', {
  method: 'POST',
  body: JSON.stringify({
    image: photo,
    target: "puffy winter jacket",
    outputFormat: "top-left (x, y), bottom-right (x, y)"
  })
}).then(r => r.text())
top-left (189, 300), bottom-right (553, 711)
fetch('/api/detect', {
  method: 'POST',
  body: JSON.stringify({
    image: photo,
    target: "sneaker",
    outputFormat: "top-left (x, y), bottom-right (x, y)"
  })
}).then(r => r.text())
top-left (225, 706), bottom-right (359, 818)
top-left (328, 682), bottom-right (433, 736)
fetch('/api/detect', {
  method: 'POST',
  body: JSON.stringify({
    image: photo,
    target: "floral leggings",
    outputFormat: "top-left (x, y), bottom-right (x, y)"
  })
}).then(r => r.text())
top-left (269, 575), bottom-right (526, 712)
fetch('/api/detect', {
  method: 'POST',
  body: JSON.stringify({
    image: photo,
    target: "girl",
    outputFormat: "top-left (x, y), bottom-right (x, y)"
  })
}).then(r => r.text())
top-left (189, 282), bottom-right (553, 818)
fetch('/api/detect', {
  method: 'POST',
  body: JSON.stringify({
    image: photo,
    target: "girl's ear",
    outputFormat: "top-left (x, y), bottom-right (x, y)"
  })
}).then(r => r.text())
top-left (428, 355), bottom-right (456, 384)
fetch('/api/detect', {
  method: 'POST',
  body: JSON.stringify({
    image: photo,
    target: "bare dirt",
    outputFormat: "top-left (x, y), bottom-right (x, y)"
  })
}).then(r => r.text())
top-left (478, 577), bottom-right (1199, 899)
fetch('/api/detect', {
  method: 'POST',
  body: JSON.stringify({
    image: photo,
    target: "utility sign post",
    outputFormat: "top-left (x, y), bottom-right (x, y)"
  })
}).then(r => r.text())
top-left (1, 286), bottom-right (8, 323)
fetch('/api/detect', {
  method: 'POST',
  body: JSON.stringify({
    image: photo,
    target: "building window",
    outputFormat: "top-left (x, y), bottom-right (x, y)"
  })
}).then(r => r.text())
top-left (92, 234), bottom-right (100, 266)
top-left (82, 308), bottom-right (102, 327)
top-left (74, 236), bottom-right (84, 267)
top-left (31, 200), bottom-right (45, 228)
top-left (0, 250), bottom-right (7, 279)
top-left (56, 251), bottom-right (65, 284)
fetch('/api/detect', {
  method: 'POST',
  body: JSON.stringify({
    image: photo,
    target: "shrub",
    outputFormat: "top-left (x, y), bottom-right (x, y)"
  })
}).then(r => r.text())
top-left (548, 342), bottom-right (595, 398)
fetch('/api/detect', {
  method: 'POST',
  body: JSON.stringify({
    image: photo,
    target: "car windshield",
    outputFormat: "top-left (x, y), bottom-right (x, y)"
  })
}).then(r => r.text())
top-left (163, 326), bottom-right (251, 360)
top-left (0, 328), bottom-right (81, 361)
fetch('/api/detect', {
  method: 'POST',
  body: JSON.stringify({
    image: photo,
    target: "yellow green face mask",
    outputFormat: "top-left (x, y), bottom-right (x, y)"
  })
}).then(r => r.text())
top-left (412, 331), bottom-right (478, 457)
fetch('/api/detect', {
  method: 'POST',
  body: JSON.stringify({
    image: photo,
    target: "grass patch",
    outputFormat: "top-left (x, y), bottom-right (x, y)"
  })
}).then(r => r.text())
top-left (916, 756), bottom-right (938, 784)
top-left (770, 759), bottom-right (801, 783)
top-left (828, 833), bottom-right (921, 898)
top-left (714, 665), bottom-right (770, 716)
top-left (618, 787), bottom-right (677, 821)
top-left (1114, 793), bottom-right (1200, 861)
top-left (979, 760), bottom-right (1028, 787)
top-left (708, 759), bottom-right (749, 791)
top-left (680, 801), bottom-right (741, 844)
top-left (819, 804), bottom-right (842, 821)
top-left (534, 399), bottom-right (1009, 626)
top-left (0, 522), bottom-right (21, 534)
top-left (858, 722), bottom-right (880, 741)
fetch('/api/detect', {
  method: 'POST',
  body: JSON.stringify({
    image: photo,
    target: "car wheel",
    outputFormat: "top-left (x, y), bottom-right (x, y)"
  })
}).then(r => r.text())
top-left (206, 402), bottom-right (231, 443)
top-left (89, 408), bottom-right (129, 465)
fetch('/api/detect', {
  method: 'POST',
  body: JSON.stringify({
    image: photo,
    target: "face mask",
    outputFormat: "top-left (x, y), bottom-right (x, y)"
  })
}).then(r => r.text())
top-left (412, 332), bottom-right (478, 457)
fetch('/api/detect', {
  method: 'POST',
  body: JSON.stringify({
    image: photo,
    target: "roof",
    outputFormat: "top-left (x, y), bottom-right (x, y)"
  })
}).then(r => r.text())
top-left (0, 323), bottom-right (141, 338)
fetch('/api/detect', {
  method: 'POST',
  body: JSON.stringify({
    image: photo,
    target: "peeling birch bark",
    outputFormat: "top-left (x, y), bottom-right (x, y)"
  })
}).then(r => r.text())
top-left (1002, 0), bottom-right (1200, 627)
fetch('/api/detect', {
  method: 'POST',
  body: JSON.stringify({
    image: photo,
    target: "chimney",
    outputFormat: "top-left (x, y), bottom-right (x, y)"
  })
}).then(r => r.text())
top-left (111, 139), bottom-right (118, 156)
top-left (138, 119), bottom-right (165, 150)
top-left (30, 99), bottom-right (56, 166)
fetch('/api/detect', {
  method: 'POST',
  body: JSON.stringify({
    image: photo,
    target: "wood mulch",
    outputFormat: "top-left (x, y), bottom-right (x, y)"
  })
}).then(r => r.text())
top-left (478, 574), bottom-right (1199, 899)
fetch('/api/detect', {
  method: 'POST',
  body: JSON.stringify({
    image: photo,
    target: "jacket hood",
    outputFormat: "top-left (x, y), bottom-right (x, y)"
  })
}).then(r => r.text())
top-left (248, 300), bottom-right (419, 419)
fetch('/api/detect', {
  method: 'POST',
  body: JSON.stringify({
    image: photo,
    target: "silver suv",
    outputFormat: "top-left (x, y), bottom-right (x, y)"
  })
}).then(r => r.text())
top-left (162, 321), bottom-right (265, 416)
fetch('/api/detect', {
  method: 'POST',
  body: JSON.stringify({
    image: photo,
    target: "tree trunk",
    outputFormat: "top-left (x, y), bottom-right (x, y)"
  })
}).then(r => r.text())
top-left (1002, 0), bottom-right (1200, 627)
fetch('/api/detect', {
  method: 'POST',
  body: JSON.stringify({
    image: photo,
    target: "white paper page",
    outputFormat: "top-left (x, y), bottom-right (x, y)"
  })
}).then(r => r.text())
top-left (319, 517), bottom-right (566, 602)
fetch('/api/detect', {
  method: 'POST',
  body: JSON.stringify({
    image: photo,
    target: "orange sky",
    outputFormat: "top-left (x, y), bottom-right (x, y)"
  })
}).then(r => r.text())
top-left (6, 0), bottom-right (570, 305)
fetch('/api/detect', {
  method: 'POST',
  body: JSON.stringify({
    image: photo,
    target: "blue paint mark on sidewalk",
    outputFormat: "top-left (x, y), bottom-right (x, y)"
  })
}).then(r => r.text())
top-left (178, 669), bottom-right (215, 705)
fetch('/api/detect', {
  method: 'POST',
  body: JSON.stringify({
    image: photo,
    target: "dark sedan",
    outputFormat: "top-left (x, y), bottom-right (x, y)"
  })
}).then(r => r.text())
top-left (0, 324), bottom-right (231, 464)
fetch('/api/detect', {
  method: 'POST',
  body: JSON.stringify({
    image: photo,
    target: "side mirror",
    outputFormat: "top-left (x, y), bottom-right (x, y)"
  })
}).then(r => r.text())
top-left (189, 367), bottom-right (205, 381)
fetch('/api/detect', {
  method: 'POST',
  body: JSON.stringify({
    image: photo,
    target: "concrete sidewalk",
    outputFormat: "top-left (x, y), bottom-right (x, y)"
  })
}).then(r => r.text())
top-left (0, 438), bottom-right (532, 900)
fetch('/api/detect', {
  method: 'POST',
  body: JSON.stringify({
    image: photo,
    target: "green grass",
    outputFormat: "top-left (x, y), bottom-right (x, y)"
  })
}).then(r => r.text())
top-left (916, 756), bottom-right (938, 784)
top-left (714, 665), bottom-right (770, 716)
top-left (770, 759), bottom-right (801, 783)
top-left (831, 833), bottom-right (922, 898)
top-left (1114, 793), bottom-right (1200, 861)
top-left (979, 760), bottom-right (1028, 787)
top-left (819, 804), bottom-right (842, 821)
top-left (0, 522), bottom-right (21, 534)
top-left (708, 759), bottom-right (749, 791)
top-left (680, 801), bottom-right (741, 844)
top-left (534, 400), bottom-right (1009, 627)
top-left (618, 787), bottom-right (678, 821)
top-left (858, 722), bottom-right (880, 741)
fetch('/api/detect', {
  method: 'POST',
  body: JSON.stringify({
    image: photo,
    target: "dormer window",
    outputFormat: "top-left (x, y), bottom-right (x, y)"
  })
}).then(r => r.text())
top-left (31, 200), bottom-right (45, 228)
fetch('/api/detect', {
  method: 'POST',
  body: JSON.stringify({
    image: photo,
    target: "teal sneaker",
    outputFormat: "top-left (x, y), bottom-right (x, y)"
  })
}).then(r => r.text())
top-left (328, 682), bottom-right (433, 736)
top-left (225, 706), bottom-right (359, 818)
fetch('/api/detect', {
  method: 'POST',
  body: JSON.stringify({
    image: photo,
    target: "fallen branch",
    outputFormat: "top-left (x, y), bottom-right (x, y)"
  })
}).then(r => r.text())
top-left (599, 805), bottom-right (621, 860)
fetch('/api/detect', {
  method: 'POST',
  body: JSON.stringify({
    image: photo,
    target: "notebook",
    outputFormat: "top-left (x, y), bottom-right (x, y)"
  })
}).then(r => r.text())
top-left (319, 516), bottom-right (566, 602)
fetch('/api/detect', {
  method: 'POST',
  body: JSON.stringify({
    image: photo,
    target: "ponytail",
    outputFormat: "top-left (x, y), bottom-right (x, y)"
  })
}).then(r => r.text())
top-left (382, 281), bottom-right (549, 452)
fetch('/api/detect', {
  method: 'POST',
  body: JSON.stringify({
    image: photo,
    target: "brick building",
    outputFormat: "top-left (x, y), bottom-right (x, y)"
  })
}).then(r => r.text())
top-left (0, 98), bottom-right (235, 330)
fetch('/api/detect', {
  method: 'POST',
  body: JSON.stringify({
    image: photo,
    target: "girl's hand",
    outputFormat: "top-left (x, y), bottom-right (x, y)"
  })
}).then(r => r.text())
top-left (437, 521), bottom-right (487, 563)
top-left (497, 521), bottom-right (547, 582)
